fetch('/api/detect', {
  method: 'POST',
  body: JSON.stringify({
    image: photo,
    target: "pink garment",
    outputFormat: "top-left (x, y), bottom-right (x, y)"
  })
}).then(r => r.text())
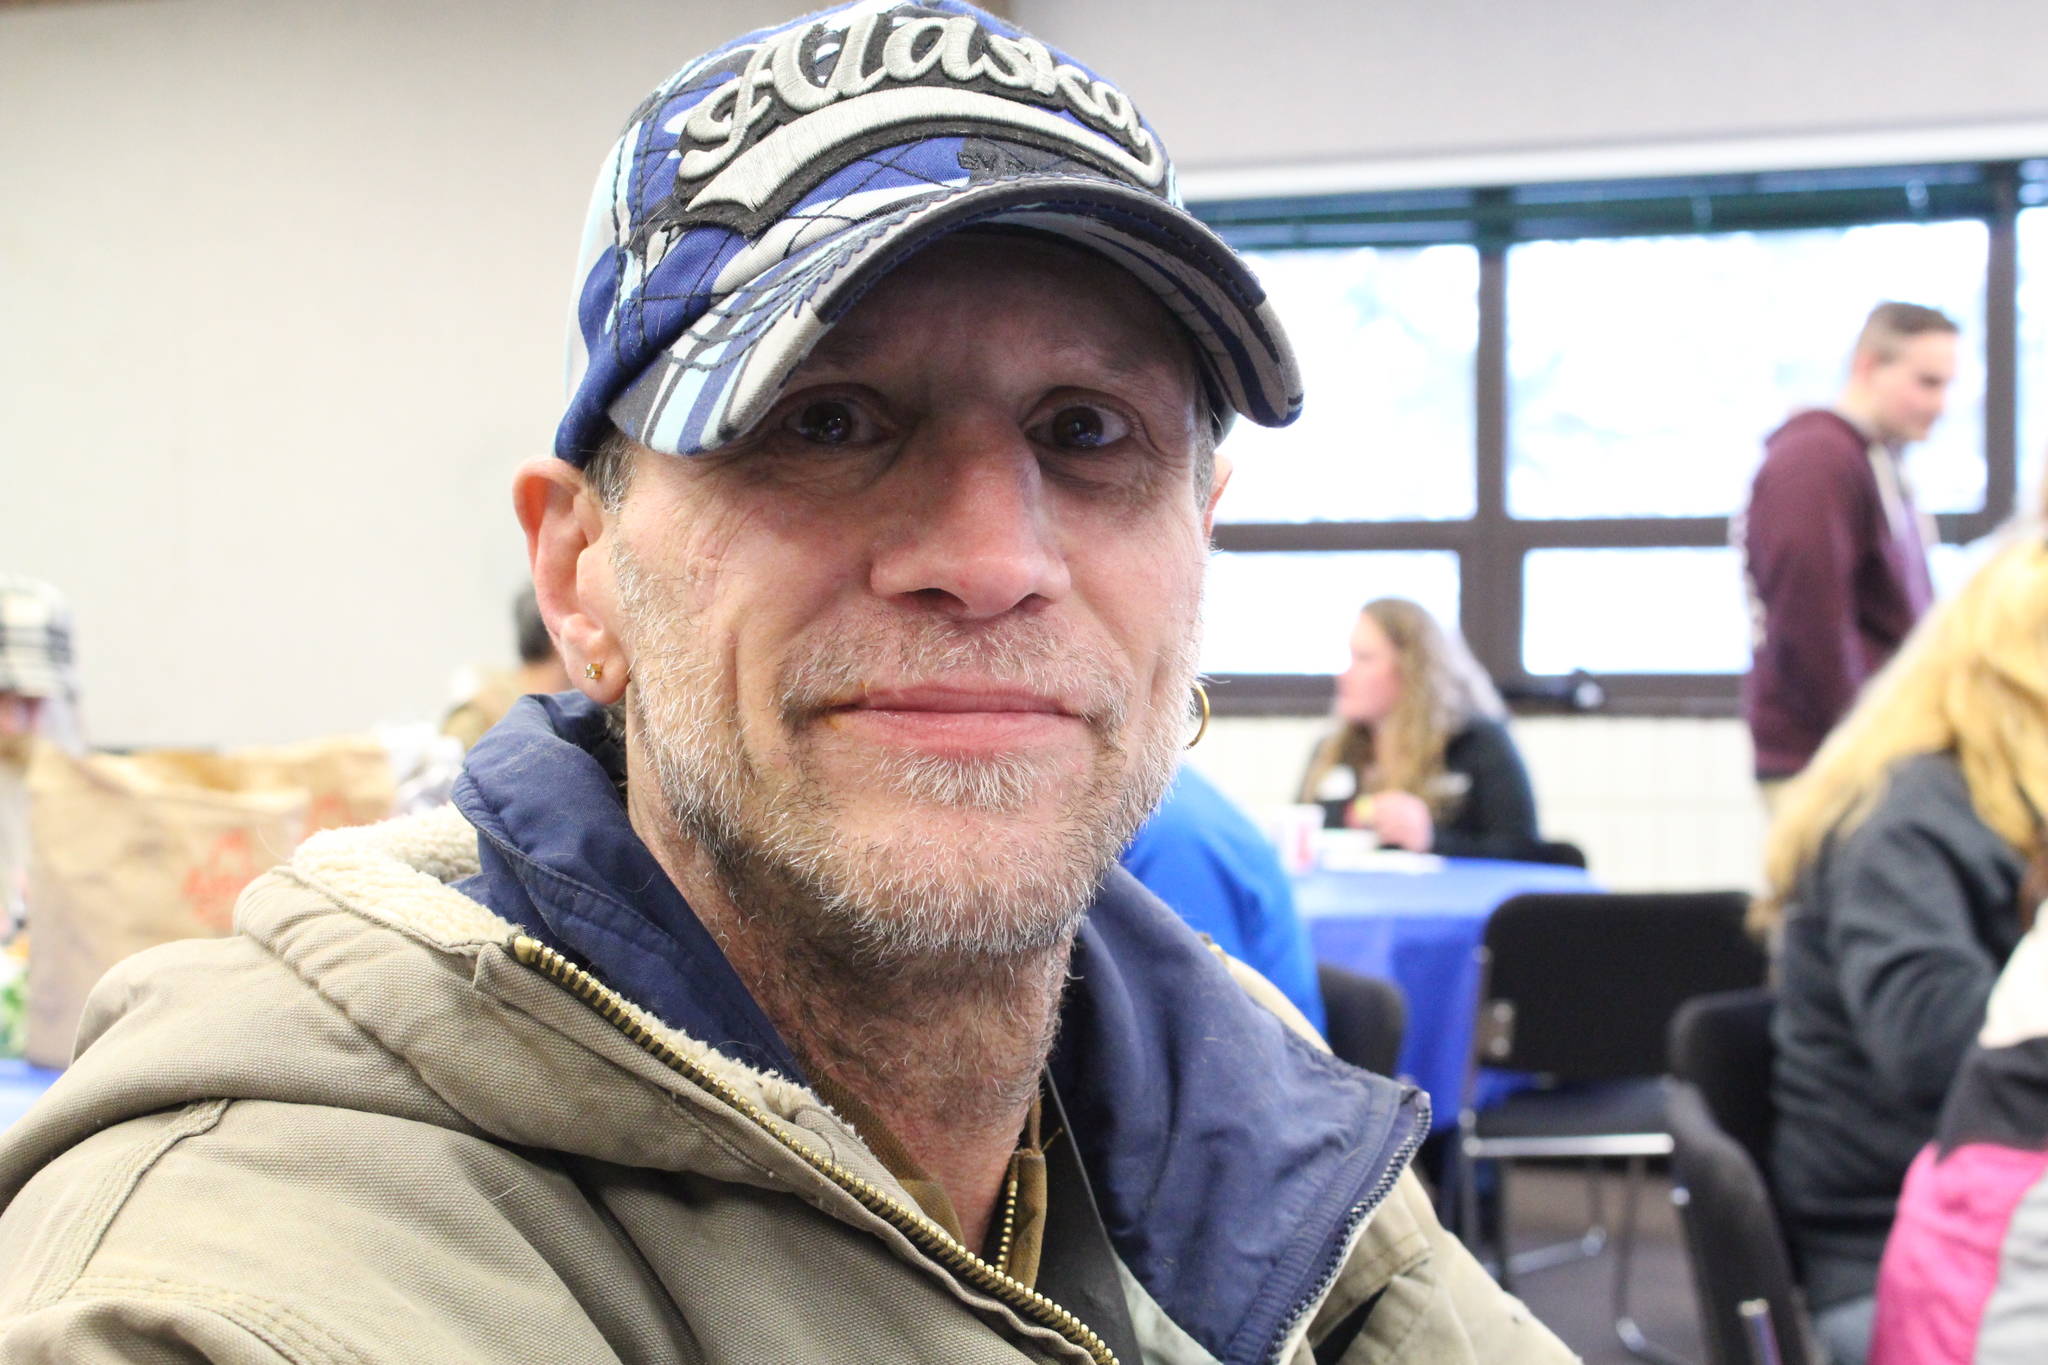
top-left (1872, 1142), bottom-right (2048, 1364)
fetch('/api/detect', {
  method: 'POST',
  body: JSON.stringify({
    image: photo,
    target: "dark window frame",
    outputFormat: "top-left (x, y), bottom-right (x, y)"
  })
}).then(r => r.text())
top-left (1194, 161), bottom-right (2027, 718)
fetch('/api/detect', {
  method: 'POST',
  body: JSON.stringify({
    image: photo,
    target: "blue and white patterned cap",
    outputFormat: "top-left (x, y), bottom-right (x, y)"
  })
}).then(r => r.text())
top-left (556, 0), bottom-right (1302, 463)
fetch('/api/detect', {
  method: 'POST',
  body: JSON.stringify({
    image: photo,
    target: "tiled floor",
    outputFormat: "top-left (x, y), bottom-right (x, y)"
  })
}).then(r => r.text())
top-left (1500, 1162), bottom-right (1707, 1364)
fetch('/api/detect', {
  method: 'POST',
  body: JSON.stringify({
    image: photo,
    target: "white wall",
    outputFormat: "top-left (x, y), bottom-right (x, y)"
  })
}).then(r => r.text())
top-left (1020, 0), bottom-right (2048, 186)
top-left (1, 0), bottom-right (817, 747)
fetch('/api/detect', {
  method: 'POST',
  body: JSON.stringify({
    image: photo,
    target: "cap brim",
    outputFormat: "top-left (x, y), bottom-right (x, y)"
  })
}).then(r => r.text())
top-left (607, 175), bottom-right (1301, 457)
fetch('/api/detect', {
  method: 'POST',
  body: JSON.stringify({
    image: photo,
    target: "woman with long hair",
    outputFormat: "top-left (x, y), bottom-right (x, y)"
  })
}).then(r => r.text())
top-left (1298, 597), bottom-right (1541, 859)
top-left (1759, 533), bottom-right (2048, 1365)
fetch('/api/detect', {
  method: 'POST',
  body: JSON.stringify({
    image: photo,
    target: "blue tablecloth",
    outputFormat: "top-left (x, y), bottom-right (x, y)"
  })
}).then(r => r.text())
top-left (0, 1058), bottom-right (60, 1134)
top-left (1297, 856), bottom-right (1599, 1132)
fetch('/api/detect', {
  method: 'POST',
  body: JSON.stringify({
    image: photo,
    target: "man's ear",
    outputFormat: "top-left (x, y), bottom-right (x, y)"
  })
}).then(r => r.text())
top-left (1202, 453), bottom-right (1233, 540)
top-left (512, 456), bottom-right (627, 704)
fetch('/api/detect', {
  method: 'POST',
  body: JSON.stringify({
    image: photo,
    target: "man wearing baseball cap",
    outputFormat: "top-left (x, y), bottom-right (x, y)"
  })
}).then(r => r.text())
top-left (0, 4), bottom-right (1570, 1359)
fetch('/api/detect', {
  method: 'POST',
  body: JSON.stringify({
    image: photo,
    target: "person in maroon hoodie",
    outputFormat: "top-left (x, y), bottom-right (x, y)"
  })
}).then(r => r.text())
top-left (1738, 301), bottom-right (1958, 800)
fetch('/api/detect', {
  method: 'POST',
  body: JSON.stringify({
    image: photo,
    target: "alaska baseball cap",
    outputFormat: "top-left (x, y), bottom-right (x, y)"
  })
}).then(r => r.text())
top-left (556, 0), bottom-right (1302, 463)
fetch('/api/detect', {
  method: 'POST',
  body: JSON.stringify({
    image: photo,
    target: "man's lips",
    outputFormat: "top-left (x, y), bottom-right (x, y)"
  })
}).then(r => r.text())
top-left (818, 684), bottom-right (1087, 751)
top-left (843, 685), bottom-right (1073, 716)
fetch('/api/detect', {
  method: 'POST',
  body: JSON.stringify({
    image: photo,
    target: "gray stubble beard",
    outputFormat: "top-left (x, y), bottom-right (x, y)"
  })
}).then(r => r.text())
top-left (615, 544), bottom-right (1195, 979)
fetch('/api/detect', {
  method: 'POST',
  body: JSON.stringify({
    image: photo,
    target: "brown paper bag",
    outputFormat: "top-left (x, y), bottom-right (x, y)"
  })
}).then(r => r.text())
top-left (23, 737), bottom-right (395, 1066)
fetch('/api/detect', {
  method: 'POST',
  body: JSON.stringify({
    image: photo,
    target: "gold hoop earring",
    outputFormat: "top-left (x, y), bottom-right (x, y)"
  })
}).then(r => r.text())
top-left (1186, 682), bottom-right (1211, 749)
top-left (584, 661), bottom-right (604, 682)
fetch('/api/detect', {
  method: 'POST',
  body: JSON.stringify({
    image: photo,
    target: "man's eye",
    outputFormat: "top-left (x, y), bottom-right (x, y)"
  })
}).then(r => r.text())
top-left (786, 398), bottom-right (868, 445)
top-left (1040, 404), bottom-right (1131, 451)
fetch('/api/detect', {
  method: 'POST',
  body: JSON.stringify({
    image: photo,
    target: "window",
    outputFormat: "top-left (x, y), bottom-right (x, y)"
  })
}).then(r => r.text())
top-left (1521, 548), bottom-right (1749, 675)
top-left (1201, 549), bottom-right (1459, 677)
top-left (1507, 222), bottom-right (1988, 520)
top-left (1195, 162), bottom-right (2026, 715)
top-left (1219, 246), bottom-right (1477, 524)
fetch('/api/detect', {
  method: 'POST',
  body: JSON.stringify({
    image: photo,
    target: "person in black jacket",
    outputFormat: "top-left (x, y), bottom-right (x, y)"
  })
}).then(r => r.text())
top-left (1298, 597), bottom-right (1543, 859)
top-left (1756, 532), bottom-right (2048, 1365)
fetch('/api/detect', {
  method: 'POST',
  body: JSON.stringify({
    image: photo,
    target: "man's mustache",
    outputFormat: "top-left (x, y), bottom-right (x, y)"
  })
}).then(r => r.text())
top-left (777, 614), bottom-right (1132, 735)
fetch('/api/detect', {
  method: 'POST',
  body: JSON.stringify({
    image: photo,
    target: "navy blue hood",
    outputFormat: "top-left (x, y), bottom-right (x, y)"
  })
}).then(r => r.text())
top-left (454, 693), bottom-right (1423, 1365)
top-left (1053, 881), bottom-right (1422, 1361)
top-left (453, 693), bottom-right (801, 1081)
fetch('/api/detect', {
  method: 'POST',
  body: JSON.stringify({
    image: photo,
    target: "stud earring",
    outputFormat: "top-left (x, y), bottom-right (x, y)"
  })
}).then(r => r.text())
top-left (584, 661), bottom-right (604, 682)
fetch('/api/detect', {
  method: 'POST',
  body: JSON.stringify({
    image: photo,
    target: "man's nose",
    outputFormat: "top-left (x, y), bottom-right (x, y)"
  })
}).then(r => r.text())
top-left (869, 426), bottom-right (1072, 619)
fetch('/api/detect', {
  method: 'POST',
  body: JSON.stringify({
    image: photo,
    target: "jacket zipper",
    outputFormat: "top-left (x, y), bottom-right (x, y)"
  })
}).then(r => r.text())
top-left (508, 934), bottom-right (1117, 1365)
top-left (1268, 1102), bottom-right (1428, 1364)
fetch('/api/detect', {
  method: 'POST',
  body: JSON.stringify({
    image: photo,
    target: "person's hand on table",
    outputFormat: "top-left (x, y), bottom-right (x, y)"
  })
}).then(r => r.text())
top-left (1367, 791), bottom-right (1434, 852)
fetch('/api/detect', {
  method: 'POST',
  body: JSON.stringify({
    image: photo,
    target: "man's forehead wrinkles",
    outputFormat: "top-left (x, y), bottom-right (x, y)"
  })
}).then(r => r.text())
top-left (1081, 335), bottom-right (1197, 391)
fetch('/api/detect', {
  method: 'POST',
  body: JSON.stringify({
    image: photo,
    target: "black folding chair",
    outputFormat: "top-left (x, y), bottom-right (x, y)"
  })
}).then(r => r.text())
top-left (1454, 890), bottom-right (1766, 1362)
top-left (1667, 989), bottom-right (1818, 1365)
top-left (1668, 987), bottom-right (1778, 1178)
top-left (1525, 839), bottom-right (1590, 870)
top-left (1315, 964), bottom-right (1406, 1078)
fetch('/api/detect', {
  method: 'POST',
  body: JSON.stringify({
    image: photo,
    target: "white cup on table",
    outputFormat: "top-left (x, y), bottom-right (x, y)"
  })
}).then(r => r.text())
top-left (1264, 803), bottom-right (1326, 876)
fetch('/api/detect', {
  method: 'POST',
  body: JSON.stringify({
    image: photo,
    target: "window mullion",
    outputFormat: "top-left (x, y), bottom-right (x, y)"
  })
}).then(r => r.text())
top-left (1465, 201), bottom-right (1517, 685)
top-left (1981, 162), bottom-right (2021, 533)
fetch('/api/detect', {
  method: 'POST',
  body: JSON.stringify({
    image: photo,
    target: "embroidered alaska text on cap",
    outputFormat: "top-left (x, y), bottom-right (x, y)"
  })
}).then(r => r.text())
top-left (556, 0), bottom-right (1302, 463)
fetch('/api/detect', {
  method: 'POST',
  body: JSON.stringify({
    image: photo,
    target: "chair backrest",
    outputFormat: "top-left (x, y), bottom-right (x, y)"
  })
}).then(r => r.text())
top-left (1315, 964), bottom-right (1407, 1078)
top-left (1474, 891), bottom-right (1766, 1081)
top-left (1525, 839), bottom-right (1589, 869)
top-left (1667, 1079), bottom-right (1818, 1365)
top-left (1670, 986), bottom-right (1778, 1177)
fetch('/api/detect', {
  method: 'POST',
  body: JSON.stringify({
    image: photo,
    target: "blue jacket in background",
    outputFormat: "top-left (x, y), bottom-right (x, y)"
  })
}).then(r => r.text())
top-left (1122, 765), bottom-right (1325, 1033)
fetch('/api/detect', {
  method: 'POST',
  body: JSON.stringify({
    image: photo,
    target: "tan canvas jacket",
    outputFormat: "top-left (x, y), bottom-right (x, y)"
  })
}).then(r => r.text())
top-left (0, 807), bottom-right (1574, 1363)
